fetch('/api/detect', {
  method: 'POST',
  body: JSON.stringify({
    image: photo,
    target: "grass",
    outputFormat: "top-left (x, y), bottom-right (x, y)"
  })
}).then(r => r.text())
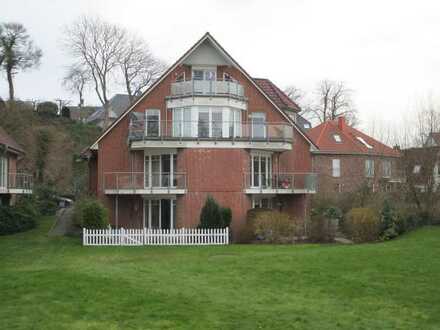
top-left (0, 218), bottom-right (439, 329)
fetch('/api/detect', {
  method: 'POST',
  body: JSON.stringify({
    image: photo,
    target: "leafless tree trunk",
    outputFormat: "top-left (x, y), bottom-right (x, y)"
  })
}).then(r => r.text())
top-left (118, 35), bottom-right (166, 102)
top-left (64, 16), bottom-right (126, 128)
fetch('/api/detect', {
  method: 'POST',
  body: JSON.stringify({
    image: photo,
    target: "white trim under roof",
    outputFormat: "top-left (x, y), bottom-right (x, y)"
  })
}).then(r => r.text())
top-left (88, 32), bottom-right (317, 151)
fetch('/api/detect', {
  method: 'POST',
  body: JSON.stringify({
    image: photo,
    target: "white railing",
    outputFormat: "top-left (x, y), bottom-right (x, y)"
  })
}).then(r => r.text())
top-left (83, 227), bottom-right (229, 246)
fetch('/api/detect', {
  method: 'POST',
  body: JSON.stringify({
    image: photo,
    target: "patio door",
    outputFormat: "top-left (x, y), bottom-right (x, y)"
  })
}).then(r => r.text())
top-left (0, 155), bottom-right (7, 189)
top-left (144, 199), bottom-right (176, 229)
top-left (144, 153), bottom-right (177, 188)
top-left (250, 112), bottom-right (266, 139)
top-left (251, 154), bottom-right (272, 188)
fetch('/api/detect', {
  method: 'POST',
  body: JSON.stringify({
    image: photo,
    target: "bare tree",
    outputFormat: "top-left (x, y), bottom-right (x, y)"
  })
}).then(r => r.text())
top-left (62, 64), bottom-right (90, 107)
top-left (0, 23), bottom-right (42, 100)
top-left (302, 80), bottom-right (357, 126)
top-left (414, 97), bottom-right (440, 147)
top-left (284, 85), bottom-right (305, 104)
top-left (64, 16), bottom-right (126, 128)
top-left (119, 35), bottom-right (166, 102)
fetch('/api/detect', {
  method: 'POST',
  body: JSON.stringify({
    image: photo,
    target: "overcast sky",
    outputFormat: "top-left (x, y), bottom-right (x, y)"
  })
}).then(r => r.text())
top-left (2, 0), bottom-right (440, 134)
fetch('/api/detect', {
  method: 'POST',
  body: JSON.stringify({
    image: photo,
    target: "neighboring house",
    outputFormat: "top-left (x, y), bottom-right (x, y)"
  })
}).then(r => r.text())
top-left (307, 117), bottom-right (401, 194)
top-left (86, 94), bottom-right (131, 128)
top-left (67, 106), bottom-right (99, 123)
top-left (0, 126), bottom-right (33, 205)
top-left (83, 32), bottom-right (318, 240)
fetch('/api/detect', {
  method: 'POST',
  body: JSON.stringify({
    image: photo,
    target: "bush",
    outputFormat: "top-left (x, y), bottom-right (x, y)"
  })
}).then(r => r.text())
top-left (309, 213), bottom-right (336, 243)
top-left (344, 208), bottom-right (380, 243)
top-left (73, 198), bottom-right (108, 229)
top-left (254, 211), bottom-right (295, 243)
top-left (34, 184), bottom-right (58, 216)
top-left (36, 101), bottom-right (58, 117)
top-left (0, 204), bottom-right (36, 235)
top-left (199, 196), bottom-right (231, 228)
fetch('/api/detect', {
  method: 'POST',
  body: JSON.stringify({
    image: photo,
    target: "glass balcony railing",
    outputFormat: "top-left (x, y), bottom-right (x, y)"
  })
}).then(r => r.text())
top-left (5, 173), bottom-right (33, 191)
top-left (103, 172), bottom-right (187, 193)
top-left (128, 120), bottom-right (293, 143)
top-left (244, 172), bottom-right (318, 193)
top-left (169, 79), bottom-right (245, 99)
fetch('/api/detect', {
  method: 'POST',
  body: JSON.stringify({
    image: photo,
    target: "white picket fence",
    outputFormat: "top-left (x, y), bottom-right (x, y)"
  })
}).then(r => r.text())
top-left (83, 227), bottom-right (229, 246)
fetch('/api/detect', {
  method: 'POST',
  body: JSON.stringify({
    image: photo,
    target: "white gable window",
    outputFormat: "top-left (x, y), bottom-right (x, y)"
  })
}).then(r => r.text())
top-left (332, 159), bottom-right (341, 177)
top-left (333, 134), bottom-right (342, 143)
top-left (250, 112), bottom-right (266, 139)
top-left (145, 109), bottom-right (160, 137)
top-left (357, 136), bottom-right (374, 149)
top-left (413, 165), bottom-right (421, 174)
top-left (365, 159), bottom-right (374, 177)
top-left (382, 160), bottom-right (391, 178)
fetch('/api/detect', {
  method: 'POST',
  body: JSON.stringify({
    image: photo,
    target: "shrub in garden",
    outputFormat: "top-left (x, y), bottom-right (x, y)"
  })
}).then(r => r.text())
top-left (344, 208), bottom-right (380, 243)
top-left (0, 204), bottom-right (36, 235)
top-left (254, 211), bottom-right (295, 243)
top-left (309, 213), bottom-right (336, 243)
top-left (34, 184), bottom-right (58, 216)
top-left (238, 208), bottom-right (271, 243)
top-left (199, 196), bottom-right (231, 228)
top-left (73, 198), bottom-right (108, 229)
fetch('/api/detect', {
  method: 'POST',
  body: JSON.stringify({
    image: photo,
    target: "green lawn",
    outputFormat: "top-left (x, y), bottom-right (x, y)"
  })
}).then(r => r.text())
top-left (0, 218), bottom-right (439, 330)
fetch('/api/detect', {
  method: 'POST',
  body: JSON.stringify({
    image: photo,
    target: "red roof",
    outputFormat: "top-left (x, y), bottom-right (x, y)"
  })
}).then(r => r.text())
top-left (253, 78), bottom-right (301, 112)
top-left (307, 117), bottom-right (400, 157)
top-left (0, 126), bottom-right (24, 154)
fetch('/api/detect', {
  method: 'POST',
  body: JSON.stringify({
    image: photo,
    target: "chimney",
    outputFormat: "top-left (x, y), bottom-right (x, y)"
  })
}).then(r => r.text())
top-left (338, 116), bottom-right (346, 131)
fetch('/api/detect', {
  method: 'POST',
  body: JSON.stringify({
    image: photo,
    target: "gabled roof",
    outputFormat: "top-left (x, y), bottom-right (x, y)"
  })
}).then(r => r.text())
top-left (86, 94), bottom-right (131, 124)
top-left (87, 32), bottom-right (317, 150)
top-left (254, 78), bottom-right (301, 112)
top-left (308, 117), bottom-right (400, 157)
top-left (0, 126), bottom-right (24, 154)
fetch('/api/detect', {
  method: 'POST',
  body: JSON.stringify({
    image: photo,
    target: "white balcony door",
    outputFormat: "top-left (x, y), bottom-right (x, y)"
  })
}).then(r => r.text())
top-left (251, 154), bottom-right (272, 188)
top-left (0, 155), bottom-right (7, 189)
top-left (144, 153), bottom-right (176, 188)
top-left (144, 199), bottom-right (176, 229)
top-left (145, 109), bottom-right (160, 137)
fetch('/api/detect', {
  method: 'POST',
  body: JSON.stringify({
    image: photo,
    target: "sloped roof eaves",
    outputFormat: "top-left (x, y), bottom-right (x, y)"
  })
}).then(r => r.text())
top-left (0, 126), bottom-right (24, 154)
top-left (87, 32), bottom-right (318, 150)
top-left (253, 78), bottom-right (301, 112)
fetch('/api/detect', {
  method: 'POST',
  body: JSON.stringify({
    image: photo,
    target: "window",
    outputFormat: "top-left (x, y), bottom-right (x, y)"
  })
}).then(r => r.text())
top-left (250, 153), bottom-right (272, 188)
top-left (172, 108), bottom-right (192, 137)
top-left (144, 153), bottom-right (177, 188)
top-left (0, 155), bottom-right (7, 189)
top-left (413, 165), bottom-right (421, 174)
top-left (144, 199), bottom-right (176, 229)
top-left (365, 159), bottom-right (374, 177)
top-left (356, 136), bottom-right (373, 149)
top-left (333, 134), bottom-right (342, 143)
top-left (198, 108), bottom-right (210, 138)
top-left (223, 73), bottom-right (234, 82)
top-left (145, 109), bottom-right (160, 137)
top-left (334, 183), bottom-right (343, 193)
top-left (192, 70), bottom-right (204, 80)
top-left (332, 159), bottom-right (341, 177)
top-left (250, 112), bottom-right (266, 139)
top-left (382, 160), bottom-right (391, 178)
top-left (252, 197), bottom-right (273, 209)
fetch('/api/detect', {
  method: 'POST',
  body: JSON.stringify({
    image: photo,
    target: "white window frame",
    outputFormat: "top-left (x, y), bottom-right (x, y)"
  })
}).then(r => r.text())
top-left (357, 136), bottom-right (374, 149)
top-left (250, 112), bottom-right (266, 139)
top-left (413, 165), bottom-right (421, 174)
top-left (145, 109), bottom-right (160, 137)
top-left (365, 159), bottom-right (374, 178)
top-left (252, 196), bottom-right (273, 209)
top-left (0, 155), bottom-right (7, 189)
top-left (382, 160), bottom-right (391, 178)
top-left (250, 152), bottom-right (272, 188)
top-left (143, 198), bottom-right (176, 229)
top-left (332, 159), bottom-right (341, 178)
top-left (144, 150), bottom-right (177, 188)
top-left (333, 134), bottom-right (342, 143)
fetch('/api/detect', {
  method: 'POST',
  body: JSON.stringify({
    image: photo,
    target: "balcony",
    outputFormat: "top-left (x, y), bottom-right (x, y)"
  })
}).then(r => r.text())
top-left (103, 172), bottom-right (187, 195)
top-left (244, 172), bottom-right (318, 194)
top-left (0, 173), bottom-right (33, 194)
top-left (169, 79), bottom-right (245, 100)
top-left (128, 120), bottom-right (293, 151)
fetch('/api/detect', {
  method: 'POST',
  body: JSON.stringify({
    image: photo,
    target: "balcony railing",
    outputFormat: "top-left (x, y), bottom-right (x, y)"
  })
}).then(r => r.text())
top-left (103, 172), bottom-right (187, 193)
top-left (129, 120), bottom-right (293, 143)
top-left (169, 79), bottom-right (245, 99)
top-left (244, 172), bottom-right (318, 193)
top-left (7, 173), bottom-right (33, 191)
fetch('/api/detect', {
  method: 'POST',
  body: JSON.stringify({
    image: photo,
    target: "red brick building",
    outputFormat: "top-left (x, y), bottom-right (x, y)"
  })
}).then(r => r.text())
top-left (308, 117), bottom-right (401, 194)
top-left (85, 33), bottom-right (318, 240)
top-left (0, 126), bottom-right (33, 205)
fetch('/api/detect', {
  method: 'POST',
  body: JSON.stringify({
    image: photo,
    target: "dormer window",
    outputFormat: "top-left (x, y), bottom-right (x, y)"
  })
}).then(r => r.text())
top-left (333, 134), bottom-right (342, 142)
top-left (356, 136), bottom-right (373, 149)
